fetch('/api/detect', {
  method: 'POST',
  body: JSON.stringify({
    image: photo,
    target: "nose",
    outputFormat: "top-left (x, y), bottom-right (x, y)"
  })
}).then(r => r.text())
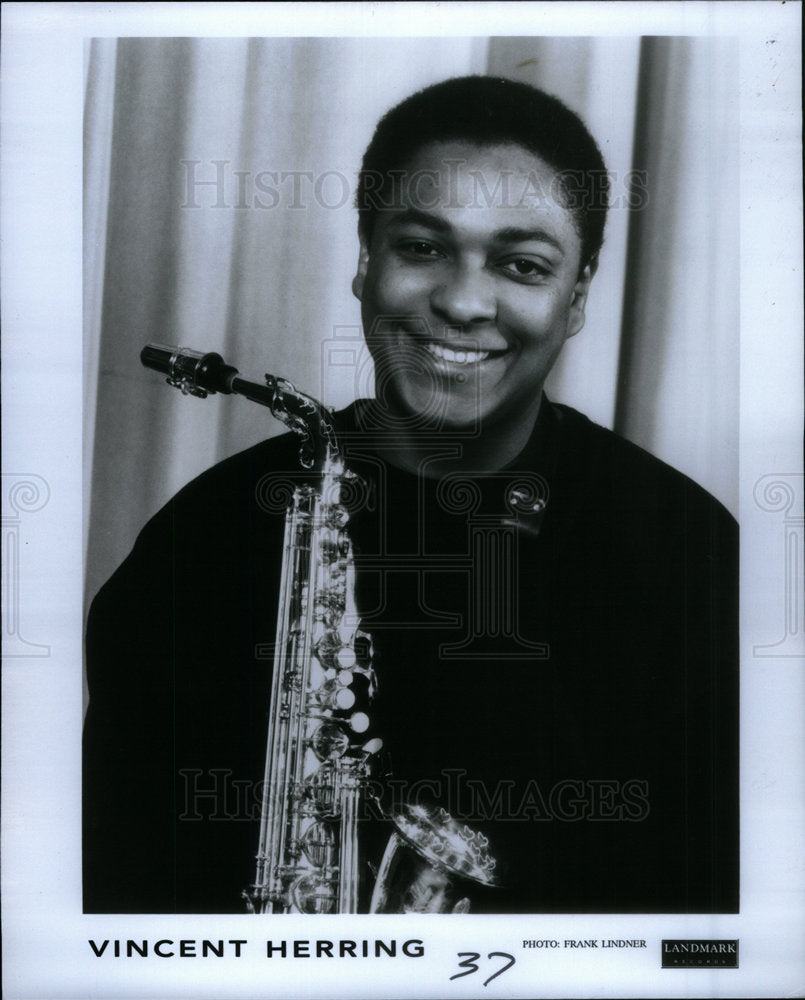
top-left (429, 263), bottom-right (497, 327)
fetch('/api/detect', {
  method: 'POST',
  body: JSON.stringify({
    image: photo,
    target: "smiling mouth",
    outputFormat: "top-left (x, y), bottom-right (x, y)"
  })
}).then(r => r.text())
top-left (423, 341), bottom-right (507, 365)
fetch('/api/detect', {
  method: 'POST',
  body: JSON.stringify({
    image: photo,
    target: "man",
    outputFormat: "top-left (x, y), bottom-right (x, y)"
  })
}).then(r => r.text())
top-left (84, 76), bottom-right (738, 914)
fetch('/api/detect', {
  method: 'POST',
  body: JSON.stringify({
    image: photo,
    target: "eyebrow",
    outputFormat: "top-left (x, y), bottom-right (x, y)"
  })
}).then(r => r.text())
top-left (491, 227), bottom-right (565, 256)
top-left (385, 208), bottom-right (452, 234)
top-left (385, 209), bottom-right (565, 256)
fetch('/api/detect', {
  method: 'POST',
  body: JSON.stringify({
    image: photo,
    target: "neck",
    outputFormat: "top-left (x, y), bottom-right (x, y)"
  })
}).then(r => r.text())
top-left (367, 396), bottom-right (543, 478)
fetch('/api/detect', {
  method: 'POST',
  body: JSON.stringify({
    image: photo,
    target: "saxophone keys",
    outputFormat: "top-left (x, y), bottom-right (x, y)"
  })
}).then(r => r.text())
top-left (316, 678), bottom-right (356, 711)
top-left (318, 530), bottom-right (349, 564)
top-left (360, 736), bottom-right (383, 758)
top-left (335, 687), bottom-right (356, 710)
top-left (314, 630), bottom-right (344, 669)
top-left (336, 646), bottom-right (357, 668)
top-left (336, 667), bottom-right (354, 686)
top-left (324, 505), bottom-right (349, 530)
top-left (336, 528), bottom-right (351, 556)
top-left (318, 538), bottom-right (339, 564)
top-left (300, 822), bottom-right (338, 868)
top-left (309, 722), bottom-right (350, 761)
top-left (348, 711), bottom-right (370, 734)
top-left (312, 591), bottom-right (346, 626)
top-left (291, 872), bottom-right (338, 914)
top-left (305, 763), bottom-right (340, 818)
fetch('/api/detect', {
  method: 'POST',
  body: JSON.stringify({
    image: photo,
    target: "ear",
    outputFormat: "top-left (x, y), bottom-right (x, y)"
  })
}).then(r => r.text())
top-left (567, 254), bottom-right (598, 339)
top-left (351, 233), bottom-right (371, 301)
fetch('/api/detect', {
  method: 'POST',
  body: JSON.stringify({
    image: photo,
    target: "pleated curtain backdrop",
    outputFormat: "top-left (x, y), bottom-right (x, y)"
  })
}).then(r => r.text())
top-left (84, 36), bottom-right (738, 610)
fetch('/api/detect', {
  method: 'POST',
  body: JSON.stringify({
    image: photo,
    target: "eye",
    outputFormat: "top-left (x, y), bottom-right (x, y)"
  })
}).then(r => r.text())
top-left (397, 239), bottom-right (444, 260)
top-left (499, 257), bottom-right (550, 282)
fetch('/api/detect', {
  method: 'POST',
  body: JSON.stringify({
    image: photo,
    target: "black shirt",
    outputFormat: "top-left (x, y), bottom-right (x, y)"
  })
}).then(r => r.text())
top-left (83, 397), bottom-right (738, 913)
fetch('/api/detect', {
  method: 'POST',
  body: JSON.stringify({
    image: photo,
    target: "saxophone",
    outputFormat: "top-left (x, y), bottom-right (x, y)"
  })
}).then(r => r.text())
top-left (141, 344), bottom-right (500, 914)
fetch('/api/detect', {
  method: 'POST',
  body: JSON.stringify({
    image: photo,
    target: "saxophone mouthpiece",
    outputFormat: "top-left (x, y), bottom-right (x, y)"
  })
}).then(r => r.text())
top-left (140, 343), bottom-right (239, 398)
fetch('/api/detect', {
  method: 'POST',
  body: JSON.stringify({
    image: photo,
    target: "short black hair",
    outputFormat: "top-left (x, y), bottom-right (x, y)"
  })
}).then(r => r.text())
top-left (357, 76), bottom-right (609, 268)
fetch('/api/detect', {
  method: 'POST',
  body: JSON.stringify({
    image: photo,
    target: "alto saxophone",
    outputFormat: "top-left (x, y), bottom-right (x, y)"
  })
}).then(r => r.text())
top-left (141, 344), bottom-right (500, 914)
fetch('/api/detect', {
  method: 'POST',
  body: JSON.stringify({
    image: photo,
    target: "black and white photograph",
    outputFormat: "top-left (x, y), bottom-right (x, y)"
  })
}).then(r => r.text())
top-left (2, 3), bottom-right (803, 998)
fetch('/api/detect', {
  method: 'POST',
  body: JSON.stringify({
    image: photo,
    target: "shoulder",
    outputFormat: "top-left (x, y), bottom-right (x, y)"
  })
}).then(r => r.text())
top-left (147, 401), bottom-right (368, 523)
top-left (162, 431), bottom-right (297, 520)
top-left (554, 402), bottom-right (735, 513)
top-left (547, 402), bottom-right (737, 559)
top-left (105, 403), bottom-right (369, 573)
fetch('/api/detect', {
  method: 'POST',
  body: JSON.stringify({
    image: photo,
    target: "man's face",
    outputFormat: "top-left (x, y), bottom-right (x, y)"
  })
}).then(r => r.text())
top-left (353, 141), bottom-right (595, 433)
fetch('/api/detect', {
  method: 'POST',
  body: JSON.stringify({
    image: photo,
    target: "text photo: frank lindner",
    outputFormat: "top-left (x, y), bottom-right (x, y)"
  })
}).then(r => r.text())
top-left (83, 44), bottom-right (738, 914)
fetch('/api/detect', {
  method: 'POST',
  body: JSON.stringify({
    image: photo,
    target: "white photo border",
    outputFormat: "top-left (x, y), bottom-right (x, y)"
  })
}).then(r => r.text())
top-left (2, 3), bottom-right (803, 999)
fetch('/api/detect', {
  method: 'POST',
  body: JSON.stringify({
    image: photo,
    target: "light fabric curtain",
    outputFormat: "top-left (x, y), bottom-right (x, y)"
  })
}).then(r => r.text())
top-left (488, 36), bottom-right (643, 434)
top-left (84, 35), bottom-right (738, 609)
top-left (488, 36), bottom-right (738, 499)
top-left (612, 36), bottom-right (739, 501)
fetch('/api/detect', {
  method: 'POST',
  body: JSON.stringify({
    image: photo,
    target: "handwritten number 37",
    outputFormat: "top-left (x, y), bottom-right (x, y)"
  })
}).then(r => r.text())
top-left (450, 952), bottom-right (516, 986)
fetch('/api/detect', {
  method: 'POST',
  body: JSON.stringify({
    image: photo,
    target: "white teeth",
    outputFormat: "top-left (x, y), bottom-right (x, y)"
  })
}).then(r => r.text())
top-left (424, 342), bottom-right (490, 364)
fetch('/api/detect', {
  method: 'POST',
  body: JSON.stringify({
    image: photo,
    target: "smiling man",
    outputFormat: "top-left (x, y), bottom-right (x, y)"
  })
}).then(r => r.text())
top-left (354, 143), bottom-right (594, 472)
top-left (353, 82), bottom-right (604, 475)
top-left (84, 77), bottom-right (738, 914)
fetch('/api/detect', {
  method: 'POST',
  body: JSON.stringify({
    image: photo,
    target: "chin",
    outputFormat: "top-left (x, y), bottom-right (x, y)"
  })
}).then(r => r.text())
top-left (378, 379), bottom-right (487, 433)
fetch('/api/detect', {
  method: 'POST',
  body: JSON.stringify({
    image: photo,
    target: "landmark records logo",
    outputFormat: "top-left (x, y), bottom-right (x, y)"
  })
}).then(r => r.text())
top-left (661, 940), bottom-right (739, 968)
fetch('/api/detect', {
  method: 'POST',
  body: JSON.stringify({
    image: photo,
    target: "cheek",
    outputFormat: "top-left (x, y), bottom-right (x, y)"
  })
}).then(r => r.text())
top-left (370, 264), bottom-right (434, 310)
top-left (502, 292), bottom-right (572, 346)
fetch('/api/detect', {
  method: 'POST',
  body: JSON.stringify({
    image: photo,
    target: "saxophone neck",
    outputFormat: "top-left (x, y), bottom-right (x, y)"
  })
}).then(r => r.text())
top-left (138, 344), bottom-right (341, 473)
top-left (264, 374), bottom-right (340, 472)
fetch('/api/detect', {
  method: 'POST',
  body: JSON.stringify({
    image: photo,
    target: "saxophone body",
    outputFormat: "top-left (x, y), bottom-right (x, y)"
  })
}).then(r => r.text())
top-left (141, 344), bottom-right (500, 914)
top-left (247, 445), bottom-right (377, 913)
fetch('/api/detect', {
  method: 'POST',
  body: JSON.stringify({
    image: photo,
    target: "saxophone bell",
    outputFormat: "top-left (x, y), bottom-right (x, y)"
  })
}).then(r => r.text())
top-left (370, 803), bottom-right (500, 914)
